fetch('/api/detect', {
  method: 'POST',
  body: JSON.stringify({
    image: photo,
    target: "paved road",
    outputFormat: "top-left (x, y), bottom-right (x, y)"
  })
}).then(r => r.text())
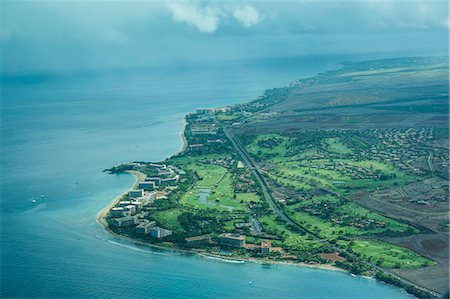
top-left (224, 128), bottom-right (317, 237)
top-left (223, 127), bottom-right (441, 298)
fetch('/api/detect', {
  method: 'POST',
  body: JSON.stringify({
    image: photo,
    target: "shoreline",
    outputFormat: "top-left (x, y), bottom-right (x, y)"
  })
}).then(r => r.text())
top-left (179, 117), bottom-right (187, 154)
top-left (96, 166), bottom-right (345, 275)
top-left (97, 170), bottom-right (146, 228)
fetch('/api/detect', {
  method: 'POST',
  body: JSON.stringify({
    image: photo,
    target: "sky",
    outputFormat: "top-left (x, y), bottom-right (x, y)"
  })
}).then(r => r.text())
top-left (1, 0), bottom-right (448, 74)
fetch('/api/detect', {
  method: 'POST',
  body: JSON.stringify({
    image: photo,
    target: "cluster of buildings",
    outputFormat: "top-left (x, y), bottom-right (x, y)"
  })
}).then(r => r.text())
top-left (110, 188), bottom-right (149, 219)
top-left (306, 161), bottom-right (386, 181)
top-left (187, 108), bottom-right (232, 153)
top-left (185, 235), bottom-right (212, 247)
top-left (291, 127), bottom-right (444, 179)
top-left (218, 233), bottom-right (282, 255)
top-left (244, 240), bottom-right (283, 255)
top-left (298, 200), bottom-right (387, 230)
top-left (196, 107), bottom-right (230, 115)
top-left (347, 128), bottom-right (442, 176)
top-left (182, 233), bottom-right (282, 256)
top-left (108, 163), bottom-right (185, 239)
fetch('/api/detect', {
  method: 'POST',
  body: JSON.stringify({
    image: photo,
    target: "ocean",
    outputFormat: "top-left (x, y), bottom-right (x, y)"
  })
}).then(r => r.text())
top-left (1, 54), bottom-right (414, 298)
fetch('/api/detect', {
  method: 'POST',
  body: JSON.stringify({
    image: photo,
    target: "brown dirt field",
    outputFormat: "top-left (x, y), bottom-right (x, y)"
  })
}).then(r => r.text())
top-left (320, 252), bottom-right (346, 262)
top-left (421, 238), bottom-right (449, 254)
top-left (383, 233), bottom-right (449, 293)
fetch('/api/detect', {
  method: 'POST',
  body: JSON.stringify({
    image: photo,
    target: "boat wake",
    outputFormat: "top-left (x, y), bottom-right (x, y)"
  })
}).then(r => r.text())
top-left (107, 240), bottom-right (166, 255)
top-left (199, 254), bottom-right (245, 264)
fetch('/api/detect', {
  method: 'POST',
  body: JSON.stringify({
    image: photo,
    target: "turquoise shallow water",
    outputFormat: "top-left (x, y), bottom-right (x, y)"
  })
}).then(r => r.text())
top-left (1, 55), bottom-right (413, 298)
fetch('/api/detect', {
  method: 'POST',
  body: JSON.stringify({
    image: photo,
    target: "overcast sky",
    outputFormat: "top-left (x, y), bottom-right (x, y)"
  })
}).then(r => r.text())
top-left (1, 0), bottom-right (448, 74)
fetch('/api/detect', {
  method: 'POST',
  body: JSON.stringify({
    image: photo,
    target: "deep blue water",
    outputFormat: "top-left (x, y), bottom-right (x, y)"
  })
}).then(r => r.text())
top-left (1, 55), bottom-right (416, 298)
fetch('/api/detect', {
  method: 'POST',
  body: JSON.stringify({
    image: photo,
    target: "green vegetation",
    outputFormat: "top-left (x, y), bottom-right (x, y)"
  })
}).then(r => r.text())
top-left (285, 198), bottom-right (416, 239)
top-left (259, 214), bottom-right (326, 262)
top-left (107, 57), bottom-right (448, 298)
top-left (246, 134), bottom-right (290, 158)
top-left (349, 240), bottom-right (435, 269)
top-left (245, 131), bottom-right (420, 195)
top-left (153, 209), bottom-right (184, 231)
top-left (324, 138), bottom-right (352, 154)
top-left (216, 114), bottom-right (239, 122)
top-left (179, 162), bottom-right (255, 212)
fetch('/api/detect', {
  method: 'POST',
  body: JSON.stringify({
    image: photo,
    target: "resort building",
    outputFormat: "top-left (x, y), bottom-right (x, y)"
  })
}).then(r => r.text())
top-left (130, 201), bottom-right (142, 212)
top-left (196, 108), bottom-right (215, 115)
top-left (191, 128), bottom-right (218, 135)
top-left (158, 171), bottom-right (173, 178)
top-left (124, 205), bottom-right (136, 215)
top-left (219, 233), bottom-right (246, 248)
top-left (110, 207), bottom-right (125, 218)
top-left (145, 177), bottom-right (162, 186)
top-left (119, 201), bottom-right (131, 207)
top-left (138, 181), bottom-right (155, 191)
top-left (244, 240), bottom-right (283, 255)
top-left (185, 235), bottom-right (211, 247)
top-left (260, 240), bottom-right (271, 255)
top-left (162, 176), bottom-right (178, 185)
top-left (150, 227), bottom-right (172, 239)
top-left (113, 216), bottom-right (137, 227)
top-left (129, 189), bottom-right (144, 198)
top-left (135, 221), bottom-right (156, 235)
top-left (189, 144), bottom-right (204, 152)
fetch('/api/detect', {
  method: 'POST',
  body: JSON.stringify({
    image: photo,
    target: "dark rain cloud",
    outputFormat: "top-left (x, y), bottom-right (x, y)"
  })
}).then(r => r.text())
top-left (1, 0), bottom-right (448, 74)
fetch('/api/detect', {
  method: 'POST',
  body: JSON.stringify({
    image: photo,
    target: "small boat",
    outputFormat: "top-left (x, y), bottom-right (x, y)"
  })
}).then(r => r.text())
top-left (41, 194), bottom-right (45, 198)
top-left (31, 199), bottom-right (37, 203)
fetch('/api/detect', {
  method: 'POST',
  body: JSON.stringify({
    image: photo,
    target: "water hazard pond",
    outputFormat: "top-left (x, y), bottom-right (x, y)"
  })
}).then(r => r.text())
top-left (198, 188), bottom-right (234, 212)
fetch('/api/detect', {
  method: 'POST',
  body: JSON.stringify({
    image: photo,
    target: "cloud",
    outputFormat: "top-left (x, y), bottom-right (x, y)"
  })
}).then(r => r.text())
top-left (1, 0), bottom-right (447, 74)
top-left (166, 2), bottom-right (262, 33)
top-left (233, 5), bottom-right (261, 28)
top-left (166, 2), bottom-right (221, 33)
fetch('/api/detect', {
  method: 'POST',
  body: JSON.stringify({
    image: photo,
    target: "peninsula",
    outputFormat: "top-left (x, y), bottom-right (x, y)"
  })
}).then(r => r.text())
top-left (99, 56), bottom-right (449, 299)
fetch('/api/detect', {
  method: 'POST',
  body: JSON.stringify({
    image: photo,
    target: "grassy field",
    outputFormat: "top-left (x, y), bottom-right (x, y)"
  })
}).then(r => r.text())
top-left (235, 192), bottom-right (261, 203)
top-left (177, 159), bottom-right (260, 212)
top-left (267, 172), bottom-right (314, 191)
top-left (153, 209), bottom-right (184, 232)
top-left (246, 134), bottom-right (290, 157)
top-left (259, 214), bottom-right (322, 251)
top-left (245, 132), bottom-right (418, 195)
top-left (273, 159), bottom-right (415, 192)
top-left (216, 114), bottom-right (239, 122)
top-left (344, 239), bottom-right (436, 269)
top-left (285, 195), bottom-right (417, 239)
top-left (324, 137), bottom-right (353, 154)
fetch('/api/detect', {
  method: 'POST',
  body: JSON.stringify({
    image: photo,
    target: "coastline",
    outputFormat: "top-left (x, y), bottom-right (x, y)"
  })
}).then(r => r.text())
top-left (95, 117), bottom-right (439, 299)
top-left (179, 117), bottom-right (188, 154)
top-left (97, 170), bottom-right (146, 228)
top-left (96, 141), bottom-right (345, 275)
